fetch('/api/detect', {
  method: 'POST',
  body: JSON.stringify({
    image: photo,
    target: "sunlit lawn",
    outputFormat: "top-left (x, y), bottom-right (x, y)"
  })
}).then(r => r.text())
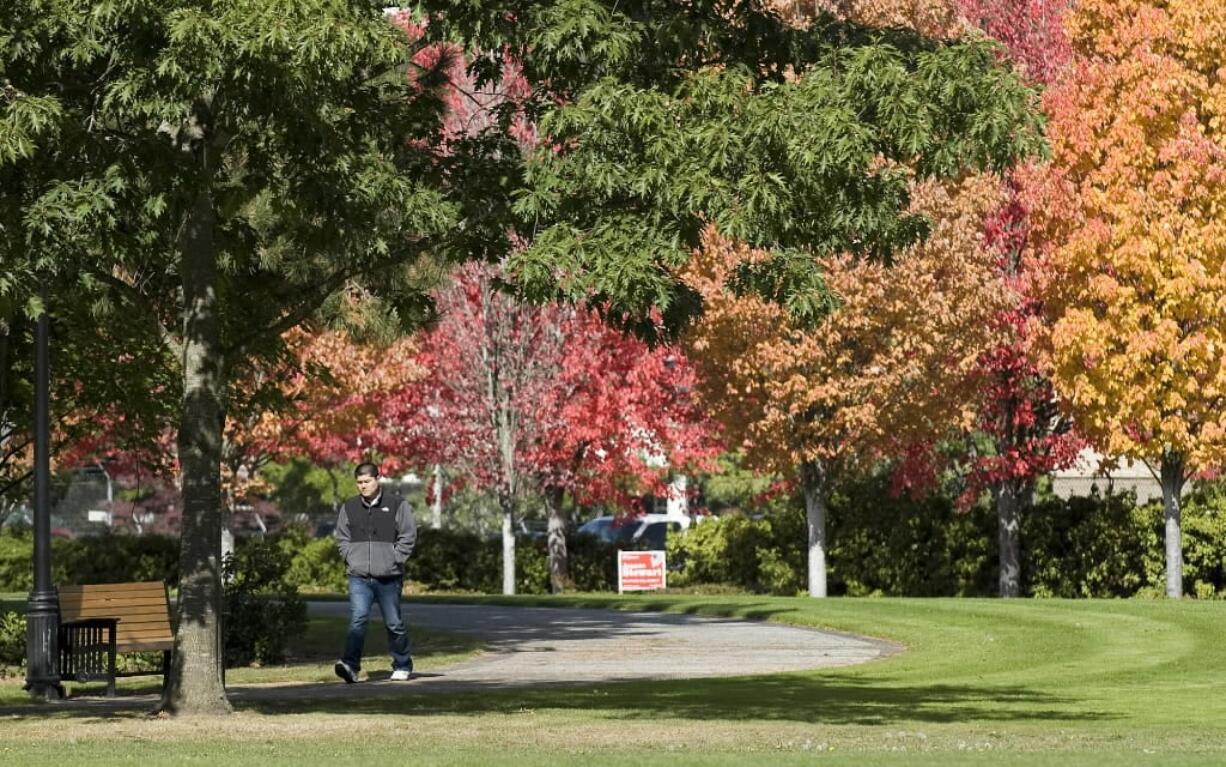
top-left (2, 594), bottom-right (1225, 766)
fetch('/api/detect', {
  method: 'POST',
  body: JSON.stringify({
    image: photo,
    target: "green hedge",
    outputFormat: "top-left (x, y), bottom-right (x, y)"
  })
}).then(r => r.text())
top-left (0, 531), bottom-right (179, 592)
top-left (225, 537), bottom-right (307, 668)
top-left (276, 525), bottom-right (620, 594)
top-left (667, 483), bottom-right (1226, 598)
top-left (0, 526), bottom-right (620, 595)
top-left (4, 485), bottom-right (1222, 599)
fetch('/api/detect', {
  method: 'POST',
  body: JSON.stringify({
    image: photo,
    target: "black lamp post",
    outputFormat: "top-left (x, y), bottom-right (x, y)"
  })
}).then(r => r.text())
top-left (24, 300), bottom-right (61, 700)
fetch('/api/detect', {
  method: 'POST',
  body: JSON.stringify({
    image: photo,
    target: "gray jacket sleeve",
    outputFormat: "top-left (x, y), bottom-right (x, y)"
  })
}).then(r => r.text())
top-left (394, 499), bottom-right (417, 565)
top-left (334, 505), bottom-right (352, 563)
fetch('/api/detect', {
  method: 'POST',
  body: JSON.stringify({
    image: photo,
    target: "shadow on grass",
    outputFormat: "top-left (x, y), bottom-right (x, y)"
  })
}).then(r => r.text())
top-left (392, 600), bottom-right (802, 646)
top-left (0, 672), bottom-right (1116, 727)
top-left (409, 594), bottom-right (796, 624)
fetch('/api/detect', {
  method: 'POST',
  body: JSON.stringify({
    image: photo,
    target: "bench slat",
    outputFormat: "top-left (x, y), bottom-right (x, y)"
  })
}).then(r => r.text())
top-left (58, 585), bottom-right (165, 597)
top-left (114, 622), bottom-right (172, 633)
top-left (61, 594), bottom-right (167, 604)
top-left (60, 582), bottom-right (167, 594)
top-left (121, 637), bottom-right (175, 646)
top-left (117, 636), bottom-right (173, 647)
top-left (60, 590), bottom-right (166, 600)
top-left (115, 621), bottom-right (172, 633)
top-left (60, 597), bottom-right (170, 610)
top-left (63, 611), bottom-right (168, 623)
top-left (62, 607), bottom-right (169, 620)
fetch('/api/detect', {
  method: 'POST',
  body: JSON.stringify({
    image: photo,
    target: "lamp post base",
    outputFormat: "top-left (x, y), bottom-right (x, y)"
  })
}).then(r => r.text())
top-left (23, 588), bottom-right (63, 700)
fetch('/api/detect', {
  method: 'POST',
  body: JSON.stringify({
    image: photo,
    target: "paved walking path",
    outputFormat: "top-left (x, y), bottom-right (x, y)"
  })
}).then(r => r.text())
top-left (261, 601), bottom-right (898, 698)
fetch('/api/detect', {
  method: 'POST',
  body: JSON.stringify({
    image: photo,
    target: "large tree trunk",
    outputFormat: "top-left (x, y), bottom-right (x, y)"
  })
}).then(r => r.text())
top-left (799, 460), bottom-right (828, 598)
top-left (1160, 453), bottom-right (1185, 599)
top-left (995, 480), bottom-right (1024, 598)
top-left (159, 187), bottom-right (231, 716)
top-left (545, 484), bottom-right (570, 594)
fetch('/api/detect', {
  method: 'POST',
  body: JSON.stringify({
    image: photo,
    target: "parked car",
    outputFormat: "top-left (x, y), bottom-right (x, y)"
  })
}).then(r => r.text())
top-left (576, 513), bottom-right (688, 550)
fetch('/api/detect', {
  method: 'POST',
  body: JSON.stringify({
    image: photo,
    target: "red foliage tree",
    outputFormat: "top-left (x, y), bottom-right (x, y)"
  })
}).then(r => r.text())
top-left (370, 263), bottom-right (719, 593)
top-left (956, 0), bottom-right (1083, 598)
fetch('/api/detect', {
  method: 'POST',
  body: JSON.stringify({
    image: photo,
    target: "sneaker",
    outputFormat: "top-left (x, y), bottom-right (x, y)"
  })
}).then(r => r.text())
top-left (389, 669), bottom-right (412, 682)
top-left (334, 660), bottom-right (358, 684)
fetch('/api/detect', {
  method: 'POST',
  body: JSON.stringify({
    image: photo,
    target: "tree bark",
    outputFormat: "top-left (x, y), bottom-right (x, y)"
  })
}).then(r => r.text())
top-left (545, 484), bottom-right (570, 594)
top-left (1161, 453), bottom-right (1185, 599)
top-left (799, 460), bottom-right (828, 598)
top-left (500, 495), bottom-right (515, 595)
top-left (158, 185), bottom-right (231, 716)
top-left (496, 408), bottom-right (516, 594)
top-left (995, 480), bottom-right (1023, 598)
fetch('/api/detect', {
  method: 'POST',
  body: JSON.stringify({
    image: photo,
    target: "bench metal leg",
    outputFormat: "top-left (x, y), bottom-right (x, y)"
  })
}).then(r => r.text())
top-left (106, 636), bottom-right (117, 697)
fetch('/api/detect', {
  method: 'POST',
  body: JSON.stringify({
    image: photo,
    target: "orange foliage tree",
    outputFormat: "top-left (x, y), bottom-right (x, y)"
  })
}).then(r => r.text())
top-left (773, 0), bottom-right (963, 39)
top-left (221, 327), bottom-right (424, 511)
top-left (782, 0), bottom-right (1082, 599)
top-left (62, 325), bottom-right (423, 531)
top-left (681, 173), bottom-right (1008, 596)
top-left (1024, 0), bottom-right (1226, 598)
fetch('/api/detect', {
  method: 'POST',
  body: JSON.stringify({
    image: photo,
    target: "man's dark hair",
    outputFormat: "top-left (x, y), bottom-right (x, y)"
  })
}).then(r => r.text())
top-left (354, 462), bottom-right (380, 479)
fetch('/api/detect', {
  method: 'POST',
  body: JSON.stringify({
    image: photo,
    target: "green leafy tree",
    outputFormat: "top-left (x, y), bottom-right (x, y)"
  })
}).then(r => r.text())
top-left (422, 1), bottom-right (1045, 334)
top-left (1, 1), bottom-right (463, 714)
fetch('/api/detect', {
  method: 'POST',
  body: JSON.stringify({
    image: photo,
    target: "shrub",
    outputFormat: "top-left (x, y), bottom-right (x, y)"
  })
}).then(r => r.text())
top-left (54, 533), bottom-right (180, 587)
top-left (0, 531), bottom-right (180, 592)
top-left (1023, 492), bottom-right (1155, 598)
top-left (223, 537), bottom-right (307, 668)
top-left (0, 610), bottom-right (25, 673)
top-left (280, 530), bottom-right (347, 593)
top-left (278, 525), bottom-right (623, 594)
top-left (0, 533), bottom-right (32, 592)
top-left (668, 479), bottom-right (1226, 598)
top-left (407, 528), bottom-right (489, 591)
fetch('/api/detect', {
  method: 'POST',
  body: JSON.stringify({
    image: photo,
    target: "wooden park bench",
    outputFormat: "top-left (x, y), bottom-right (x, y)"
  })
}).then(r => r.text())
top-left (57, 582), bottom-right (174, 697)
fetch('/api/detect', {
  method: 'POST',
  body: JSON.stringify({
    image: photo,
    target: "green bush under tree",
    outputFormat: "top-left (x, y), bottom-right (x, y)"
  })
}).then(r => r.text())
top-left (668, 478), bottom-right (1226, 598)
top-left (223, 537), bottom-right (307, 668)
top-left (2, 483), bottom-right (1223, 601)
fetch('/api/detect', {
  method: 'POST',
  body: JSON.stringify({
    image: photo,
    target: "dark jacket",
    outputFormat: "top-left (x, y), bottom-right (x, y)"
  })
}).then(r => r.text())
top-left (334, 491), bottom-right (417, 578)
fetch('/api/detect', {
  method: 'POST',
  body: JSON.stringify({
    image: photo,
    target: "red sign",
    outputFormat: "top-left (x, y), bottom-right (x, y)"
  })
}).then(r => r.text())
top-left (618, 550), bottom-right (666, 592)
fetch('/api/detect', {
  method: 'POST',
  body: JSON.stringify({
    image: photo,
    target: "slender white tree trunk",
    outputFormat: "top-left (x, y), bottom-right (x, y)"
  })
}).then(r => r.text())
top-left (800, 460), bottom-right (828, 598)
top-left (1160, 454), bottom-right (1185, 599)
top-left (431, 464), bottom-right (443, 530)
top-left (501, 501), bottom-right (515, 595)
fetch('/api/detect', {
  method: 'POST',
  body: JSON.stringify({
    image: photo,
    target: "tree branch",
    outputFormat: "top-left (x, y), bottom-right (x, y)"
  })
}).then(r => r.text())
top-left (92, 270), bottom-right (184, 360)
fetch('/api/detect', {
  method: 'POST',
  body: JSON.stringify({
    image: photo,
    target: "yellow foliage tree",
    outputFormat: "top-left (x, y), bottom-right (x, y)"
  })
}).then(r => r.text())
top-left (773, 0), bottom-right (963, 39)
top-left (1023, 0), bottom-right (1226, 598)
top-left (681, 174), bottom-right (1008, 596)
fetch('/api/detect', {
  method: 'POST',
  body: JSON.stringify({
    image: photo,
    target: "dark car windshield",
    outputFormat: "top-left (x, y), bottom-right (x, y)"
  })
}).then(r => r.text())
top-left (579, 517), bottom-right (639, 544)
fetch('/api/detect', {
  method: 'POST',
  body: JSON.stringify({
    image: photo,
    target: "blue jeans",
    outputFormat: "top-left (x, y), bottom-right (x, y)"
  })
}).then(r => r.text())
top-left (343, 575), bottom-right (412, 673)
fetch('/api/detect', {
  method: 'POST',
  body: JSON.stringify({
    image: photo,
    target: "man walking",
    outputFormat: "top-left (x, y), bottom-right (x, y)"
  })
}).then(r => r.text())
top-left (334, 462), bottom-right (417, 682)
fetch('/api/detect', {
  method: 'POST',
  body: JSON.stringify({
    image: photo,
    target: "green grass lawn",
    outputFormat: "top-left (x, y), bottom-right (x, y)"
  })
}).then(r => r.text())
top-left (3, 595), bottom-right (1225, 766)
